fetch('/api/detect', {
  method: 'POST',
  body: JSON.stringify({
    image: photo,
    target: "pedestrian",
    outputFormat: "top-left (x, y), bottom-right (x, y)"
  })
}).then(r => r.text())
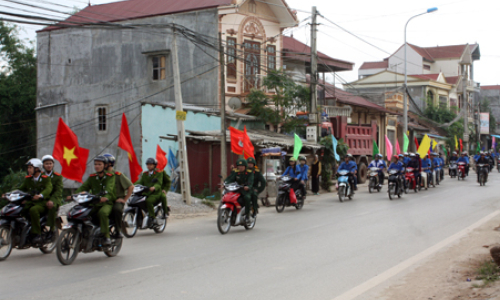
top-left (310, 154), bottom-right (321, 195)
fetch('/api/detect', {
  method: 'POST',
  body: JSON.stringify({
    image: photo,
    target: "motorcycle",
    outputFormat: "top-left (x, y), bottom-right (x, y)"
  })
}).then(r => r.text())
top-left (0, 190), bottom-right (59, 261)
top-left (337, 170), bottom-right (354, 202)
top-left (449, 162), bottom-right (457, 178)
top-left (368, 167), bottom-right (381, 193)
top-left (477, 164), bottom-right (489, 186)
top-left (55, 192), bottom-right (122, 265)
top-left (121, 185), bottom-right (167, 238)
top-left (276, 175), bottom-right (304, 212)
top-left (217, 182), bottom-right (256, 234)
top-left (405, 168), bottom-right (419, 193)
top-left (387, 169), bottom-right (403, 200)
top-left (457, 162), bottom-right (467, 180)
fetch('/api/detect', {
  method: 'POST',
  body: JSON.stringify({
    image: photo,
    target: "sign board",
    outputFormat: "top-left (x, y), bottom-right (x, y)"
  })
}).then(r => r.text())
top-left (176, 110), bottom-right (187, 121)
top-left (306, 126), bottom-right (317, 143)
top-left (480, 113), bottom-right (490, 135)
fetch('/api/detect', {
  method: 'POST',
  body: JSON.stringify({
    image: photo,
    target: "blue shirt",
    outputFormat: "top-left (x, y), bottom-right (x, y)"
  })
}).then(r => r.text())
top-left (403, 157), bottom-right (410, 166)
top-left (432, 158), bottom-right (441, 168)
top-left (449, 156), bottom-right (458, 163)
top-left (298, 164), bottom-right (309, 181)
top-left (368, 159), bottom-right (387, 170)
top-left (457, 156), bottom-right (469, 164)
top-left (439, 157), bottom-right (444, 167)
top-left (473, 155), bottom-right (480, 162)
top-left (422, 158), bottom-right (432, 171)
top-left (338, 161), bottom-right (357, 172)
top-left (388, 161), bottom-right (404, 172)
top-left (283, 165), bottom-right (302, 179)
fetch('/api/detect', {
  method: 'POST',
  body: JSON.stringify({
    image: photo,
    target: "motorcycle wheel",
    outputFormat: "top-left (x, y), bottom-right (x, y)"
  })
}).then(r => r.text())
top-left (404, 181), bottom-right (409, 194)
top-left (338, 186), bottom-right (345, 202)
top-left (122, 211), bottom-right (138, 238)
top-left (0, 226), bottom-right (13, 261)
top-left (217, 207), bottom-right (232, 235)
top-left (105, 226), bottom-right (123, 257)
top-left (388, 185), bottom-right (395, 200)
top-left (153, 207), bottom-right (167, 234)
top-left (40, 227), bottom-right (59, 254)
top-left (275, 194), bottom-right (286, 213)
top-left (295, 197), bottom-right (304, 210)
top-left (56, 228), bottom-right (80, 266)
top-left (244, 210), bottom-right (256, 230)
top-left (368, 179), bottom-right (374, 194)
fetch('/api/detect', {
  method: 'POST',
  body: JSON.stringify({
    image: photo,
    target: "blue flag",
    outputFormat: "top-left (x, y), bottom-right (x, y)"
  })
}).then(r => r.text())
top-left (331, 135), bottom-right (340, 161)
top-left (167, 148), bottom-right (179, 192)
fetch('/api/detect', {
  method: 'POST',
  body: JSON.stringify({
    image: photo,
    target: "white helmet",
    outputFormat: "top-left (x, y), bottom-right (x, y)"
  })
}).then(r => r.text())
top-left (41, 155), bottom-right (54, 163)
top-left (27, 158), bottom-right (43, 171)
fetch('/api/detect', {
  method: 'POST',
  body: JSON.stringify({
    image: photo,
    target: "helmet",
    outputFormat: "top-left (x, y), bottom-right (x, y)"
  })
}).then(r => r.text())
top-left (404, 152), bottom-right (409, 156)
top-left (145, 158), bottom-right (158, 165)
top-left (452, 151), bottom-right (457, 155)
top-left (298, 156), bottom-right (306, 161)
top-left (246, 157), bottom-right (256, 165)
top-left (41, 155), bottom-right (54, 163)
top-left (393, 155), bottom-right (399, 159)
top-left (462, 151), bottom-right (467, 155)
top-left (94, 155), bottom-right (109, 164)
top-left (289, 157), bottom-right (297, 162)
top-left (480, 152), bottom-right (486, 155)
top-left (409, 153), bottom-right (416, 157)
top-left (28, 158), bottom-right (43, 171)
top-left (346, 154), bottom-right (354, 159)
top-left (235, 158), bottom-right (248, 167)
top-left (103, 153), bottom-right (115, 166)
top-left (376, 154), bottom-right (383, 158)
top-left (398, 154), bottom-right (404, 157)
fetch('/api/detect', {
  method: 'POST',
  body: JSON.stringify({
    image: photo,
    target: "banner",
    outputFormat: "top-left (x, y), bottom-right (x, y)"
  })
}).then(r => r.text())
top-left (331, 135), bottom-right (340, 161)
top-left (385, 135), bottom-right (393, 160)
top-left (480, 113), bottom-right (490, 135)
top-left (403, 134), bottom-right (409, 153)
top-left (417, 135), bottom-right (431, 159)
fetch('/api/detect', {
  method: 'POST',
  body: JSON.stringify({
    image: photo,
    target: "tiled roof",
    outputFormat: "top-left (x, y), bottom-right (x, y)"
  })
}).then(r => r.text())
top-left (446, 76), bottom-right (460, 85)
top-left (282, 36), bottom-right (353, 72)
top-left (410, 74), bottom-right (440, 81)
top-left (408, 44), bottom-right (434, 62)
top-left (423, 44), bottom-right (477, 59)
top-left (359, 61), bottom-right (388, 70)
top-left (481, 85), bottom-right (500, 90)
top-left (40, 0), bottom-right (233, 32)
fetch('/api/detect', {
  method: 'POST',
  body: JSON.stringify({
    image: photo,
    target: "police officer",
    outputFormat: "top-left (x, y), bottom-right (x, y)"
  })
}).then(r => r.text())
top-left (103, 154), bottom-right (134, 238)
top-left (159, 169), bottom-right (171, 217)
top-left (135, 158), bottom-right (164, 226)
top-left (224, 158), bottom-right (254, 221)
top-left (73, 156), bottom-right (116, 246)
top-left (41, 155), bottom-right (63, 240)
top-left (19, 158), bottom-right (53, 244)
top-left (298, 156), bottom-right (309, 197)
top-left (247, 157), bottom-right (265, 217)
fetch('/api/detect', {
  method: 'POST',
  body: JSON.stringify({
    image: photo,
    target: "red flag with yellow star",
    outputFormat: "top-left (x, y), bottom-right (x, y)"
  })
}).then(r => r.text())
top-left (118, 113), bottom-right (142, 182)
top-left (52, 118), bottom-right (89, 182)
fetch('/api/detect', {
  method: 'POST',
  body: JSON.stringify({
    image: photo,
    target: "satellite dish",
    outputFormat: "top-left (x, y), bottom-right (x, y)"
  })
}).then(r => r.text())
top-left (228, 97), bottom-right (242, 110)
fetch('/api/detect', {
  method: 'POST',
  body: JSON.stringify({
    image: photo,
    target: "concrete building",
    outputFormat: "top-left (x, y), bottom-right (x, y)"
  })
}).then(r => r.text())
top-left (35, 0), bottom-right (300, 187)
top-left (480, 85), bottom-right (500, 134)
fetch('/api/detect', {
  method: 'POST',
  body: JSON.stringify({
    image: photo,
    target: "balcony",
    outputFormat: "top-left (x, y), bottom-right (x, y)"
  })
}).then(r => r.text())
top-left (384, 93), bottom-right (404, 113)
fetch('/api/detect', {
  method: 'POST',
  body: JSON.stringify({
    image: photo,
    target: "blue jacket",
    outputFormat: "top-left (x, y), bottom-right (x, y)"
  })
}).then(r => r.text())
top-left (338, 161), bottom-right (357, 173)
top-left (457, 156), bottom-right (469, 164)
top-left (439, 157), bottom-right (445, 167)
top-left (432, 158), bottom-right (441, 168)
top-left (283, 165), bottom-right (302, 179)
top-left (403, 157), bottom-right (410, 166)
top-left (473, 155), bottom-right (480, 162)
top-left (449, 156), bottom-right (458, 163)
top-left (388, 161), bottom-right (404, 172)
top-left (298, 164), bottom-right (309, 181)
top-left (368, 159), bottom-right (387, 170)
top-left (422, 158), bottom-right (432, 172)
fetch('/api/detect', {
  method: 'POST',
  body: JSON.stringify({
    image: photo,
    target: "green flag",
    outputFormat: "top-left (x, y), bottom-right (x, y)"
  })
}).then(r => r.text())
top-left (372, 139), bottom-right (379, 157)
top-left (293, 133), bottom-right (303, 159)
top-left (441, 145), bottom-right (448, 157)
top-left (476, 142), bottom-right (481, 154)
top-left (403, 134), bottom-right (409, 153)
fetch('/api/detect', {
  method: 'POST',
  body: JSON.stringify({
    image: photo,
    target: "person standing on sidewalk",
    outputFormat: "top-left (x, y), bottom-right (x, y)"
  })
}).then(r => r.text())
top-left (311, 155), bottom-right (321, 195)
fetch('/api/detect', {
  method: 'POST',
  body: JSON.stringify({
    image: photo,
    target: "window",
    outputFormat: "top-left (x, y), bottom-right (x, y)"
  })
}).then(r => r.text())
top-left (267, 45), bottom-right (276, 71)
top-left (248, 0), bottom-right (256, 13)
top-left (227, 38), bottom-right (237, 78)
top-left (439, 96), bottom-right (447, 108)
top-left (152, 55), bottom-right (166, 81)
top-left (244, 40), bottom-right (260, 92)
top-left (97, 106), bottom-right (107, 132)
top-left (424, 64), bottom-right (431, 71)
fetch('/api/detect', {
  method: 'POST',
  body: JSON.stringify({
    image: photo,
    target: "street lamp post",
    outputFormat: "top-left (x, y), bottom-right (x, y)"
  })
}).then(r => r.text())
top-left (403, 7), bottom-right (438, 142)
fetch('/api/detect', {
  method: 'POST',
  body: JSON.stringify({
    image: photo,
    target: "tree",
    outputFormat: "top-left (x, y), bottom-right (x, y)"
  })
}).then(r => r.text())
top-left (0, 21), bottom-right (37, 178)
top-left (246, 69), bottom-right (310, 133)
top-left (423, 101), bottom-right (464, 152)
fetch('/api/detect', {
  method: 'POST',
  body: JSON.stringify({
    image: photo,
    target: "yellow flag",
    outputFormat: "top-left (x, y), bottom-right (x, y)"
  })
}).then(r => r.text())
top-left (432, 139), bottom-right (437, 152)
top-left (455, 135), bottom-right (458, 150)
top-left (417, 135), bottom-right (431, 158)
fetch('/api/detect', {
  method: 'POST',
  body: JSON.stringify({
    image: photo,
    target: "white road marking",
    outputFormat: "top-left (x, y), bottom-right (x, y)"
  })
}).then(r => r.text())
top-left (332, 210), bottom-right (500, 300)
top-left (120, 265), bottom-right (160, 274)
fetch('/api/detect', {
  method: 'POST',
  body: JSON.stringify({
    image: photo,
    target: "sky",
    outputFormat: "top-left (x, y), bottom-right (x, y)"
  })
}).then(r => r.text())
top-left (3, 0), bottom-right (500, 86)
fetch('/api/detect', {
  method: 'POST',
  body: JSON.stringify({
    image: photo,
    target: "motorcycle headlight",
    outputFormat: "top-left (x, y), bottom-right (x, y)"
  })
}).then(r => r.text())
top-left (7, 194), bottom-right (21, 201)
top-left (133, 186), bottom-right (143, 194)
top-left (74, 195), bottom-right (90, 203)
top-left (226, 185), bottom-right (239, 192)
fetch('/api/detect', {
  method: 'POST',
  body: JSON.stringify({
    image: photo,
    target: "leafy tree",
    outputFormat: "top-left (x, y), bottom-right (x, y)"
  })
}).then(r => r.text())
top-left (0, 21), bottom-right (37, 178)
top-left (423, 101), bottom-right (464, 152)
top-left (247, 69), bottom-right (310, 133)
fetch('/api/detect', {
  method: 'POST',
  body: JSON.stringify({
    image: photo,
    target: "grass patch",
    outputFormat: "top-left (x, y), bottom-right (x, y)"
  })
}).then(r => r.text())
top-left (201, 200), bottom-right (218, 209)
top-left (475, 260), bottom-right (500, 286)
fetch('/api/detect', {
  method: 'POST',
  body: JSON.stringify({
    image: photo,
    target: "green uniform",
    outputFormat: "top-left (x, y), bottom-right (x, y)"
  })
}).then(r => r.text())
top-left (250, 167), bottom-right (266, 214)
top-left (224, 168), bottom-right (254, 217)
top-left (76, 172), bottom-right (116, 238)
top-left (43, 171), bottom-right (63, 231)
top-left (18, 174), bottom-right (53, 235)
top-left (135, 170), bottom-right (163, 218)
top-left (159, 170), bottom-right (171, 215)
top-left (110, 169), bottom-right (133, 234)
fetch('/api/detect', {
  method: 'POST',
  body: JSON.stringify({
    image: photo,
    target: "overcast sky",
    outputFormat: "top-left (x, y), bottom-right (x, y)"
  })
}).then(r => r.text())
top-left (6, 0), bottom-right (500, 86)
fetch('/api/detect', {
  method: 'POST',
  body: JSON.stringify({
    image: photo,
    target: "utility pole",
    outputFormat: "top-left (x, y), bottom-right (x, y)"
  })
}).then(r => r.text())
top-left (219, 32), bottom-right (227, 179)
top-left (172, 26), bottom-right (192, 205)
top-left (310, 6), bottom-right (319, 143)
top-left (462, 64), bottom-right (469, 152)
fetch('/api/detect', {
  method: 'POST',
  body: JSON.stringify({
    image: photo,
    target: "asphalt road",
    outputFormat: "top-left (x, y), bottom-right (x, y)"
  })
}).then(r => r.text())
top-left (1, 171), bottom-right (499, 300)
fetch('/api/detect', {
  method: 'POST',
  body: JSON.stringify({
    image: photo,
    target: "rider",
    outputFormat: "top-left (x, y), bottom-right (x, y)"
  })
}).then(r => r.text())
top-left (103, 153), bottom-right (134, 238)
top-left (438, 153), bottom-right (445, 180)
top-left (431, 152), bottom-right (441, 179)
top-left (407, 153), bottom-right (421, 187)
top-left (41, 155), bottom-right (63, 240)
top-left (476, 152), bottom-right (489, 183)
top-left (449, 152), bottom-right (458, 163)
top-left (17, 158), bottom-right (53, 244)
top-left (135, 158), bottom-right (164, 226)
top-left (159, 168), bottom-right (171, 217)
top-left (403, 153), bottom-right (411, 166)
top-left (247, 157), bottom-right (266, 217)
top-left (298, 156), bottom-right (309, 197)
top-left (422, 154), bottom-right (433, 186)
top-left (73, 156), bottom-right (116, 246)
top-left (388, 155), bottom-right (405, 189)
top-left (224, 158), bottom-right (254, 221)
top-left (368, 153), bottom-right (387, 187)
top-left (337, 154), bottom-right (358, 194)
top-left (457, 151), bottom-right (470, 176)
top-left (283, 157), bottom-right (303, 195)
top-left (398, 154), bottom-right (406, 167)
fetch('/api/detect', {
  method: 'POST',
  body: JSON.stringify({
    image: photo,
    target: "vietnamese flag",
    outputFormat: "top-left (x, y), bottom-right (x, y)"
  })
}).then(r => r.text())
top-left (396, 139), bottom-right (401, 156)
top-left (52, 118), bottom-right (89, 182)
top-left (229, 126), bottom-right (244, 155)
top-left (459, 138), bottom-right (463, 152)
top-left (118, 113), bottom-right (142, 182)
top-left (243, 126), bottom-right (255, 159)
top-left (414, 137), bottom-right (419, 150)
top-left (156, 145), bottom-right (168, 171)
